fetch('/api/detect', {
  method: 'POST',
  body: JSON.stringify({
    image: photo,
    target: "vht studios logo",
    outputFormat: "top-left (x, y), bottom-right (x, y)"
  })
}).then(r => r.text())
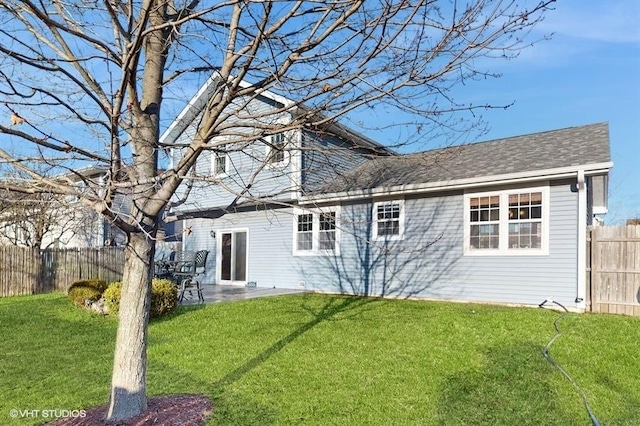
top-left (9, 408), bottom-right (86, 419)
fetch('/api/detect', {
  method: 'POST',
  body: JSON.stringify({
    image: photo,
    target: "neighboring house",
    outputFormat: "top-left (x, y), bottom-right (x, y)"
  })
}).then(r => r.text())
top-left (1, 166), bottom-right (180, 249)
top-left (165, 78), bottom-right (611, 310)
top-left (0, 166), bottom-right (108, 248)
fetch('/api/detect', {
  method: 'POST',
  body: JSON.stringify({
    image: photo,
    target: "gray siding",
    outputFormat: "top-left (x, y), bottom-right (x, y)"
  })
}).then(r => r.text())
top-left (455, 182), bottom-right (579, 305)
top-left (301, 131), bottom-right (374, 193)
top-left (174, 140), bottom-right (298, 213)
top-left (180, 181), bottom-right (580, 308)
top-left (171, 94), bottom-right (297, 213)
top-left (181, 209), bottom-right (297, 287)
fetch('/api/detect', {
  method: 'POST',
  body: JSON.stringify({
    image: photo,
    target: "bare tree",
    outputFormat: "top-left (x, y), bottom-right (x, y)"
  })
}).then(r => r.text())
top-left (0, 168), bottom-right (112, 248)
top-left (0, 190), bottom-right (61, 247)
top-left (0, 0), bottom-right (554, 421)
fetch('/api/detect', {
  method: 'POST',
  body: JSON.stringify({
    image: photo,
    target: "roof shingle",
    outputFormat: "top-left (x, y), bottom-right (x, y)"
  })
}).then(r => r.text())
top-left (312, 122), bottom-right (611, 194)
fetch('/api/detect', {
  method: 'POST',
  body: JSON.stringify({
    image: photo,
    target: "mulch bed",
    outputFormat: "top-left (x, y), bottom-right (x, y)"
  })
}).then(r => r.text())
top-left (47, 394), bottom-right (213, 426)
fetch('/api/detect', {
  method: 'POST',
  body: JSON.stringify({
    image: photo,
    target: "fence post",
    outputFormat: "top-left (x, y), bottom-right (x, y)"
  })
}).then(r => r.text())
top-left (586, 226), bottom-right (592, 312)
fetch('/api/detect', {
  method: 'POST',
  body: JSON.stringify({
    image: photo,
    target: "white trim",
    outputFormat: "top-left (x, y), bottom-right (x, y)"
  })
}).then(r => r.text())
top-left (290, 129), bottom-right (302, 200)
top-left (372, 199), bottom-right (405, 241)
top-left (299, 162), bottom-right (613, 205)
top-left (592, 206), bottom-right (608, 215)
top-left (463, 186), bottom-right (550, 256)
top-left (160, 74), bottom-right (222, 145)
top-left (577, 170), bottom-right (587, 309)
top-left (237, 79), bottom-right (295, 109)
top-left (292, 206), bottom-right (341, 256)
top-left (215, 228), bottom-right (250, 285)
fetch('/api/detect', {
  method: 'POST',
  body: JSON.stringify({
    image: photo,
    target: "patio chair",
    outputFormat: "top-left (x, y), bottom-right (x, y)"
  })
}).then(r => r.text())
top-left (175, 250), bottom-right (209, 303)
top-left (153, 250), bottom-right (176, 279)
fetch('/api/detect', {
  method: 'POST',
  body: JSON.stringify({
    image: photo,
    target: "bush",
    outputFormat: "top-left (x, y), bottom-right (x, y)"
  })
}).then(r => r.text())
top-left (102, 281), bottom-right (122, 315)
top-left (150, 278), bottom-right (178, 318)
top-left (67, 279), bottom-right (108, 307)
top-left (103, 279), bottom-right (178, 319)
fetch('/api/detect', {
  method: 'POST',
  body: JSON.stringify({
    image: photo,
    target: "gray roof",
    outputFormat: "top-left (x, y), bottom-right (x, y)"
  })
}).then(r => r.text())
top-left (312, 122), bottom-right (611, 195)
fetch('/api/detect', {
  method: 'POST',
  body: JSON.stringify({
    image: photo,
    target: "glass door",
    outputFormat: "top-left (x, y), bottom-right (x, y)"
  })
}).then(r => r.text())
top-left (219, 230), bottom-right (247, 283)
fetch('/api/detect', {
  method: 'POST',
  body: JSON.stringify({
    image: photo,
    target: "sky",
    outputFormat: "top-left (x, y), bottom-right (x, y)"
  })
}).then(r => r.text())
top-left (455, 0), bottom-right (640, 224)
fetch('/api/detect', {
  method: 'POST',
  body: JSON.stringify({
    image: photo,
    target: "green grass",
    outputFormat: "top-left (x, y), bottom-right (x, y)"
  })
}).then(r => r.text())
top-left (1, 293), bottom-right (639, 425)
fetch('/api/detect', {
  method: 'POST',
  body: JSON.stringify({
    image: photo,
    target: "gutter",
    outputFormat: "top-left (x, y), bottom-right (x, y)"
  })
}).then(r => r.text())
top-left (299, 162), bottom-right (613, 205)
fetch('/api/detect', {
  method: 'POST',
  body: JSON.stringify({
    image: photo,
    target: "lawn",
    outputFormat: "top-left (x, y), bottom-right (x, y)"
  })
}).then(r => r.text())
top-left (0, 293), bottom-right (638, 425)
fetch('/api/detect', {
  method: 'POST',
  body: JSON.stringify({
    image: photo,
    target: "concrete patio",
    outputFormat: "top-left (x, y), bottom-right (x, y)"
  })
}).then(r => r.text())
top-left (179, 284), bottom-right (307, 305)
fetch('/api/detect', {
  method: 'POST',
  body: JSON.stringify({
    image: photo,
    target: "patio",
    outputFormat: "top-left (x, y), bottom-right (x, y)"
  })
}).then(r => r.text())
top-left (178, 284), bottom-right (306, 305)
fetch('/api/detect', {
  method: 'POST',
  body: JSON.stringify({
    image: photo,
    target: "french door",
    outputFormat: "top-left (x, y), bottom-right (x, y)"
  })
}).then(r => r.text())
top-left (218, 230), bottom-right (247, 284)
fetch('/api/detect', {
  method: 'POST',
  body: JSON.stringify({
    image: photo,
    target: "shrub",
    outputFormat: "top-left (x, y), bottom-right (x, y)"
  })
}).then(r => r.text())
top-left (150, 278), bottom-right (178, 318)
top-left (67, 279), bottom-right (108, 307)
top-left (103, 281), bottom-right (122, 315)
top-left (103, 279), bottom-right (178, 319)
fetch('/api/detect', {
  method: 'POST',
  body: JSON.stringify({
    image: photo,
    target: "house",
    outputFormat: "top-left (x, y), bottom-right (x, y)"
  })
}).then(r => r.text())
top-left (0, 166), bottom-right (181, 249)
top-left (0, 166), bottom-right (110, 248)
top-left (165, 78), bottom-right (612, 311)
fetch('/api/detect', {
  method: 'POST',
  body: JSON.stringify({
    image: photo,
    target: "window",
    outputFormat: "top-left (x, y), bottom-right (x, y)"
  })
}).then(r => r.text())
top-left (508, 192), bottom-right (543, 249)
top-left (296, 214), bottom-right (313, 251)
top-left (293, 208), bottom-right (340, 255)
top-left (319, 212), bottom-right (336, 250)
top-left (469, 196), bottom-right (500, 249)
top-left (373, 200), bottom-right (404, 240)
top-left (267, 133), bottom-right (286, 164)
top-left (212, 144), bottom-right (228, 175)
top-left (465, 187), bottom-right (548, 255)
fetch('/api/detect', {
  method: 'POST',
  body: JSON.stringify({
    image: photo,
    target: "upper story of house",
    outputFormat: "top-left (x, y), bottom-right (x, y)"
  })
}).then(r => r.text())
top-left (163, 76), bottom-right (395, 216)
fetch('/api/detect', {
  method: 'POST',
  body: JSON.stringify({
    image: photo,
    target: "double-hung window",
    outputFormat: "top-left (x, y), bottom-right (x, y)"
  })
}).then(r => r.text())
top-left (267, 133), bottom-right (286, 165)
top-left (373, 200), bottom-right (404, 240)
top-left (508, 192), bottom-right (543, 249)
top-left (296, 213), bottom-right (313, 251)
top-left (293, 208), bottom-right (340, 255)
top-left (469, 196), bottom-right (500, 249)
top-left (318, 212), bottom-right (337, 250)
top-left (212, 144), bottom-right (228, 175)
top-left (465, 187), bottom-right (548, 255)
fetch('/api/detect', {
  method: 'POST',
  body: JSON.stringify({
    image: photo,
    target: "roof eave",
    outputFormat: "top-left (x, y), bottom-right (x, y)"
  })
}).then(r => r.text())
top-left (300, 161), bottom-right (613, 205)
top-left (159, 73), bottom-right (223, 145)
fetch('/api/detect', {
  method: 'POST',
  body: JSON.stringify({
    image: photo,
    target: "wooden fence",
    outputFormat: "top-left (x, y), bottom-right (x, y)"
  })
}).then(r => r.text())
top-left (588, 225), bottom-right (640, 316)
top-left (0, 247), bottom-right (125, 297)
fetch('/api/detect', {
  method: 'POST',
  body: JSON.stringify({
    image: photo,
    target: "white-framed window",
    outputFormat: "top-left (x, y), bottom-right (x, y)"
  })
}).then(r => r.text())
top-left (293, 207), bottom-right (340, 255)
top-left (296, 213), bottom-right (313, 251)
top-left (464, 186), bottom-right (549, 255)
top-left (318, 211), bottom-right (337, 250)
top-left (212, 144), bottom-right (228, 176)
top-left (266, 133), bottom-right (286, 165)
top-left (373, 200), bottom-right (405, 241)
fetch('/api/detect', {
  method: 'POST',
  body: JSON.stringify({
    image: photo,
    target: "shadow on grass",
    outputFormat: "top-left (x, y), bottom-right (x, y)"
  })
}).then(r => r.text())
top-left (214, 295), bottom-right (372, 389)
top-left (201, 295), bottom-right (375, 424)
top-left (438, 342), bottom-right (578, 426)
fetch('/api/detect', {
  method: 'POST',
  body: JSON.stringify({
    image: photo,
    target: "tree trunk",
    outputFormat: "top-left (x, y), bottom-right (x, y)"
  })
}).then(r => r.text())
top-left (106, 232), bottom-right (155, 421)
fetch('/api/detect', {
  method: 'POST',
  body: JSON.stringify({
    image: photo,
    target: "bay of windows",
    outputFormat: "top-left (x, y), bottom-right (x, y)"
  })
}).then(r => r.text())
top-left (294, 208), bottom-right (339, 255)
top-left (466, 188), bottom-right (547, 255)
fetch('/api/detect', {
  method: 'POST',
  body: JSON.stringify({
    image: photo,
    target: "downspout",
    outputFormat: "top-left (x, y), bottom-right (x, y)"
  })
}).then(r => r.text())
top-left (576, 170), bottom-right (587, 310)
